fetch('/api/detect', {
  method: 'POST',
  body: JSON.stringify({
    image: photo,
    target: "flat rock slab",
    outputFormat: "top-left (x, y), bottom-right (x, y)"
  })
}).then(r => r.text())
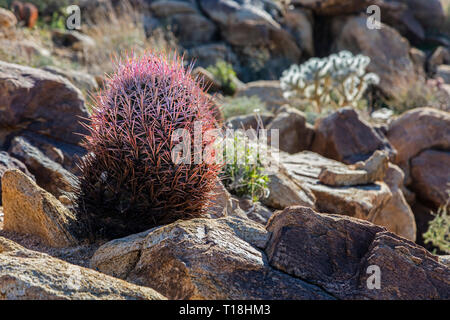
top-left (280, 151), bottom-right (392, 222)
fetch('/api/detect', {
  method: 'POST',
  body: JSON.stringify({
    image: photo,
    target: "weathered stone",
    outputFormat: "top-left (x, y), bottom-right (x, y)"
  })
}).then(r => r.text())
top-left (199, 0), bottom-right (279, 46)
top-left (291, 0), bottom-right (373, 16)
top-left (169, 13), bottom-right (217, 46)
top-left (15, 132), bottom-right (86, 175)
top-left (191, 67), bottom-right (221, 92)
top-left (149, 0), bottom-right (197, 17)
top-left (9, 136), bottom-right (78, 198)
top-left (374, 163), bottom-right (417, 241)
top-left (410, 149), bottom-right (450, 207)
top-left (0, 61), bottom-right (88, 145)
top-left (282, 8), bottom-right (314, 56)
top-left (387, 107), bottom-right (450, 181)
top-left (91, 217), bottom-right (333, 300)
top-left (311, 108), bottom-right (396, 164)
top-left (238, 199), bottom-right (273, 225)
top-left (395, 0), bottom-right (445, 31)
top-left (0, 151), bottom-right (34, 204)
top-left (52, 30), bottom-right (96, 51)
top-left (42, 66), bottom-right (98, 93)
top-left (208, 180), bottom-right (246, 219)
top-left (281, 151), bottom-right (393, 226)
top-left (266, 206), bottom-right (450, 299)
top-left (225, 113), bottom-right (274, 130)
top-left (262, 170), bottom-right (316, 210)
top-left (334, 16), bottom-right (417, 99)
top-left (235, 80), bottom-right (287, 112)
top-left (0, 8), bottom-right (17, 29)
top-left (188, 42), bottom-right (239, 70)
top-left (428, 46), bottom-right (450, 73)
top-left (318, 150), bottom-right (389, 186)
top-left (267, 106), bottom-right (314, 154)
top-left (436, 64), bottom-right (450, 84)
top-left (2, 170), bottom-right (78, 248)
top-left (0, 237), bottom-right (166, 300)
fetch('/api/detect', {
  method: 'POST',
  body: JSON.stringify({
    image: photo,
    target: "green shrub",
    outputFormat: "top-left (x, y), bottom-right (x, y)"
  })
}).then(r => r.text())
top-left (423, 197), bottom-right (450, 254)
top-left (221, 131), bottom-right (269, 202)
top-left (280, 51), bottom-right (379, 113)
top-left (207, 60), bottom-right (239, 95)
top-left (221, 96), bottom-right (268, 120)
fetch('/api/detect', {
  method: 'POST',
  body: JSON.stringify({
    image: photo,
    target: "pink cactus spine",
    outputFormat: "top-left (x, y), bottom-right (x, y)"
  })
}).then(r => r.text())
top-left (76, 52), bottom-right (221, 239)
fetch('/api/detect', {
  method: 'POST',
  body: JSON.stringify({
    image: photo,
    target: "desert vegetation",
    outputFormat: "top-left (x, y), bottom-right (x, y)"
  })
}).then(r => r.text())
top-left (0, 0), bottom-right (449, 302)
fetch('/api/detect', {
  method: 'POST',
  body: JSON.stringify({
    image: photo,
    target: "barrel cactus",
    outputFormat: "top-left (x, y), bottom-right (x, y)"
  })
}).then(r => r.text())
top-left (76, 52), bottom-right (221, 239)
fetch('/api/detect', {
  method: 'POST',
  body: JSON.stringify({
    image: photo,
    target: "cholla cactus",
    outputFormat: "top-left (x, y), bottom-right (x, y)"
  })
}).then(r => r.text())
top-left (280, 51), bottom-right (380, 112)
top-left (76, 52), bottom-right (221, 240)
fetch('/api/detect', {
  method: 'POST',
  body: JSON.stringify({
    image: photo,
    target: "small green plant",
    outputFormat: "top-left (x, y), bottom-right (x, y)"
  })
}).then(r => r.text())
top-left (207, 60), bottom-right (239, 95)
top-left (221, 131), bottom-right (269, 202)
top-left (221, 96), bottom-right (268, 120)
top-left (423, 196), bottom-right (450, 254)
top-left (280, 51), bottom-right (379, 113)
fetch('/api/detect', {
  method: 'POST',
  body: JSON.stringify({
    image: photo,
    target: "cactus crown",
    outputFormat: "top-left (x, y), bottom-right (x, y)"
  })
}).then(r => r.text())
top-left (76, 52), bottom-right (221, 239)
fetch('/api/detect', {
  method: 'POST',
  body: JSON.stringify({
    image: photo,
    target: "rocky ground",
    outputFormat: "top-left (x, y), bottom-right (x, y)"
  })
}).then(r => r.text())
top-left (0, 0), bottom-right (449, 300)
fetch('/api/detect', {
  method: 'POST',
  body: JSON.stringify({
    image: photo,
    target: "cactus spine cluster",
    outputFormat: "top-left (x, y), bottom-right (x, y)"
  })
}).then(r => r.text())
top-left (76, 52), bottom-right (221, 239)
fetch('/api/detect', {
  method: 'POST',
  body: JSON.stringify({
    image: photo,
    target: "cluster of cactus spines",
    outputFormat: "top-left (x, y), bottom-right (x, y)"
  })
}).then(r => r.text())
top-left (280, 51), bottom-right (380, 112)
top-left (76, 52), bottom-right (221, 239)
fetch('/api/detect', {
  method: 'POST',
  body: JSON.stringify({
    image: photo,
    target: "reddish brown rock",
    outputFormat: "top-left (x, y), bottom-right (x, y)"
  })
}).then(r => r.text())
top-left (334, 16), bottom-right (416, 99)
top-left (386, 107), bottom-right (450, 181)
top-left (267, 106), bottom-right (315, 154)
top-left (410, 149), bottom-right (450, 207)
top-left (0, 61), bottom-right (88, 145)
top-left (311, 108), bottom-right (396, 164)
top-left (266, 206), bottom-right (450, 299)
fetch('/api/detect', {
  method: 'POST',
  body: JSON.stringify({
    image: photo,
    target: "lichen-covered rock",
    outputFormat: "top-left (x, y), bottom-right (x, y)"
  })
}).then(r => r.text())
top-left (266, 206), bottom-right (450, 299)
top-left (2, 169), bottom-right (78, 248)
top-left (0, 237), bottom-right (165, 300)
top-left (90, 217), bottom-right (333, 300)
top-left (311, 108), bottom-right (396, 164)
